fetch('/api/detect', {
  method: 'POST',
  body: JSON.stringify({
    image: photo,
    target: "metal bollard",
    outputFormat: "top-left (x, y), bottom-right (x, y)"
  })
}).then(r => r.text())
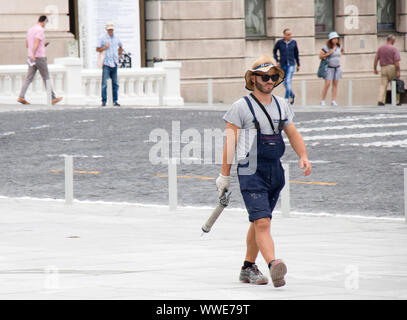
top-left (107, 78), bottom-right (113, 107)
top-left (158, 78), bottom-right (164, 106)
top-left (301, 80), bottom-right (306, 107)
top-left (348, 80), bottom-right (352, 107)
top-left (391, 80), bottom-right (397, 107)
top-left (207, 78), bottom-right (213, 105)
top-left (65, 155), bottom-right (73, 205)
top-left (46, 79), bottom-right (52, 106)
top-left (281, 163), bottom-right (290, 216)
top-left (404, 168), bottom-right (407, 224)
top-left (168, 158), bottom-right (178, 211)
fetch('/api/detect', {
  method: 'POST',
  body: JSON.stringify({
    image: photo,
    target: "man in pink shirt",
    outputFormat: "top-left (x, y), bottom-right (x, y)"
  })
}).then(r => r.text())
top-left (18, 16), bottom-right (62, 105)
top-left (374, 34), bottom-right (401, 106)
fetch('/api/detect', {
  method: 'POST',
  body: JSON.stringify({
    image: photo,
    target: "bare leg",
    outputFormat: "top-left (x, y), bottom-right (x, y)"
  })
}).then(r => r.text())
top-left (245, 222), bottom-right (259, 263)
top-left (321, 80), bottom-right (331, 101)
top-left (253, 218), bottom-right (275, 264)
top-left (332, 80), bottom-right (339, 102)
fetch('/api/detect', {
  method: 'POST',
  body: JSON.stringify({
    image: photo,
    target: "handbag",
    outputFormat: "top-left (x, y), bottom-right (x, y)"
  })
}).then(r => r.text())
top-left (317, 58), bottom-right (328, 78)
top-left (396, 78), bottom-right (405, 94)
top-left (97, 50), bottom-right (106, 69)
top-left (317, 48), bottom-right (328, 78)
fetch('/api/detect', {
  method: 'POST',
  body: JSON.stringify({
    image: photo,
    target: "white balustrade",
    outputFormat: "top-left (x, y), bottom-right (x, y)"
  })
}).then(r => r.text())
top-left (127, 78), bottom-right (135, 96)
top-left (4, 75), bottom-right (11, 94)
top-left (56, 73), bottom-right (64, 93)
top-left (13, 75), bottom-right (22, 95)
top-left (0, 58), bottom-right (184, 106)
top-left (0, 64), bottom-right (66, 104)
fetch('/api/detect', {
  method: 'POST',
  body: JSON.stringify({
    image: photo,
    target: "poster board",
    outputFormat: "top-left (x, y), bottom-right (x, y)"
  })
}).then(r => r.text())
top-left (78, 0), bottom-right (141, 68)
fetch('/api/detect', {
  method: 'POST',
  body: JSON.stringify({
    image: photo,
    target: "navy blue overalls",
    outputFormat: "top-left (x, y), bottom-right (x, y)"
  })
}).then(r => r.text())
top-left (237, 94), bottom-right (286, 222)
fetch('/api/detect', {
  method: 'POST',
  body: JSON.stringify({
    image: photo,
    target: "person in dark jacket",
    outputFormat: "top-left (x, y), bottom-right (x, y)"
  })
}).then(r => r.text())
top-left (273, 29), bottom-right (300, 105)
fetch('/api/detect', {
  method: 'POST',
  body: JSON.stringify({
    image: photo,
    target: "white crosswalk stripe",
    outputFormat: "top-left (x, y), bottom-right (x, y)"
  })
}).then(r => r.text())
top-left (297, 113), bottom-right (407, 148)
top-left (296, 113), bottom-right (407, 125)
top-left (298, 122), bottom-right (407, 133)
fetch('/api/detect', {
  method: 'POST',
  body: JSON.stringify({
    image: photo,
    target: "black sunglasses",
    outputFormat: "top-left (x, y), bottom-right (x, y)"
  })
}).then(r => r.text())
top-left (254, 73), bottom-right (280, 83)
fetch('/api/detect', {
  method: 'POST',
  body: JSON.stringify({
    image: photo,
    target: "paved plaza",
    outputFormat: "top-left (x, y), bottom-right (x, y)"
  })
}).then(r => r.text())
top-left (0, 196), bottom-right (406, 300)
top-left (0, 103), bottom-right (407, 300)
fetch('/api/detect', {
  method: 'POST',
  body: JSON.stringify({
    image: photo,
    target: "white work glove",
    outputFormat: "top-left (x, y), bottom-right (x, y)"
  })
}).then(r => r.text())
top-left (216, 174), bottom-right (230, 197)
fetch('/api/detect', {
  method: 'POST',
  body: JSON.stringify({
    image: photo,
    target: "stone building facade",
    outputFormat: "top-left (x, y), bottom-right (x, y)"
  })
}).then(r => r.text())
top-left (0, 0), bottom-right (76, 65)
top-left (2, 0), bottom-right (407, 105)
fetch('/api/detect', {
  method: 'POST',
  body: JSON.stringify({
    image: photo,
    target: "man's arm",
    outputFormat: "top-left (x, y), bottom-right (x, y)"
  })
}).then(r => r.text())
top-left (216, 121), bottom-right (239, 196)
top-left (220, 122), bottom-right (240, 176)
top-left (283, 122), bottom-right (311, 176)
top-left (374, 53), bottom-right (379, 74)
top-left (30, 38), bottom-right (40, 62)
top-left (96, 44), bottom-right (109, 52)
top-left (118, 46), bottom-right (123, 58)
top-left (395, 60), bottom-right (400, 78)
top-left (294, 41), bottom-right (300, 71)
top-left (273, 41), bottom-right (280, 64)
top-left (96, 37), bottom-right (109, 52)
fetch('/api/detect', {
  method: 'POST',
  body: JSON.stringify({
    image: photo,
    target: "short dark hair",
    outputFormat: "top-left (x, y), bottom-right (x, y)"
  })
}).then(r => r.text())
top-left (38, 16), bottom-right (48, 23)
top-left (283, 28), bottom-right (291, 35)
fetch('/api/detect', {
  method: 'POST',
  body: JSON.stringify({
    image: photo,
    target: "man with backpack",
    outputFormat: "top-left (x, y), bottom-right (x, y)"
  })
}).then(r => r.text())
top-left (374, 34), bottom-right (402, 106)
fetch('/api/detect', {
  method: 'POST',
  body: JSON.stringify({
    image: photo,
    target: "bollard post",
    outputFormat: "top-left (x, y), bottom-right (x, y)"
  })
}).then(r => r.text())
top-left (168, 158), bottom-right (178, 211)
top-left (107, 78), bottom-right (113, 107)
top-left (404, 168), bottom-right (407, 224)
top-left (207, 78), bottom-right (213, 105)
top-left (158, 78), bottom-right (164, 106)
top-left (65, 155), bottom-right (73, 205)
top-left (46, 79), bottom-right (52, 106)
top-left (301, 80), bottom-right (306, 107)
top-left (348, 80), bottom-right (352, 107)
top-left (391, 80), bottom-right (397, 107)
top-left (281, 163), bottom-right (290, 216)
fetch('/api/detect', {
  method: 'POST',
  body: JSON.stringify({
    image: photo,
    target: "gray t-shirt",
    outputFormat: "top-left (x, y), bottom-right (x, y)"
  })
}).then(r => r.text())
top-left (323, 45), bottom-right (341, 67)
top-left (223, 94), bottom-right (294, 161)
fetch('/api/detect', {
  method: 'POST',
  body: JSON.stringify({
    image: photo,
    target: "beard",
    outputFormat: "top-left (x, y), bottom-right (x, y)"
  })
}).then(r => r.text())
top-left (254, 79), bottom-right (274, 94)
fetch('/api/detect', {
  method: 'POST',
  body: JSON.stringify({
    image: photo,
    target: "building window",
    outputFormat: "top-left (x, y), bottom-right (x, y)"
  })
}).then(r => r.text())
top-left (377, 0), bottom-right (395, 31)
top-left (245, 0), bottom-right (266, 37)
top-left (315, 0), bottom-right (334, 34)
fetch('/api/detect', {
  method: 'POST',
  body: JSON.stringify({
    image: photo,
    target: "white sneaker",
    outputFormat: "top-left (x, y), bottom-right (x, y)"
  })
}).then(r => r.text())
top-left (320, 100), bottom-right (326, 106)
top-left (331, 101), bottom-right (338, 106)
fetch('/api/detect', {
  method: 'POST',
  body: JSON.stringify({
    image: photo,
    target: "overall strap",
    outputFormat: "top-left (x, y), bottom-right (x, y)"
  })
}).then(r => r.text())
top-left (249, 93), bottom-right (278, 133)
top-left (272, 95), bottom-right (283, 121)
top-left (243, 96), bottom-right (260, 130)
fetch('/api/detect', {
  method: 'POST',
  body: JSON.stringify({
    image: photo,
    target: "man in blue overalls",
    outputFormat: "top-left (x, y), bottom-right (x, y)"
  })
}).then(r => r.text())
top-left (216, 54), bottom-right (312, 288)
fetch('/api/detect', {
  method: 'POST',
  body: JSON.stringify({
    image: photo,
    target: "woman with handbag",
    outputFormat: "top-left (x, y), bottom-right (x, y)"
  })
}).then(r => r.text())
top-left (319, 32), bottom-right (344, 106)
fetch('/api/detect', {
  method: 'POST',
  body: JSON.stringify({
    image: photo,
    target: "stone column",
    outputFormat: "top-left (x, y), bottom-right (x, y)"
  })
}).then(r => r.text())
top-left (54, 57), bottom-right (84, 105)
top-left (154, 61), bottom-right (184, 106)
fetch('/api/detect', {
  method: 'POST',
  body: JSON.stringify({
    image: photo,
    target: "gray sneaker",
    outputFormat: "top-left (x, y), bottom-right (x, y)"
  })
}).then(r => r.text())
top-left (269, 259), bottom-right (287, 288)
top-left (239, 265), bottom-right (268, 285)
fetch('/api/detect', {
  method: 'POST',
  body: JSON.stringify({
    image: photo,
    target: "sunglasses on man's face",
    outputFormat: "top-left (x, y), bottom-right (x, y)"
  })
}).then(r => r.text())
top-left (254, 73), bottom-right (280, 83)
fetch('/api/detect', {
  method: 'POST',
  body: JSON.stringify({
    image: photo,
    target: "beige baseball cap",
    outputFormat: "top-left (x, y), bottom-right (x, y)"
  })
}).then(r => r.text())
top-left (105, 22), bottom-right (114, 30)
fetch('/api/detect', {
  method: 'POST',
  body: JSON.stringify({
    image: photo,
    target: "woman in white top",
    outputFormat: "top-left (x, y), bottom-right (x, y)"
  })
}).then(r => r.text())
top-left (319, 31), bottom-right (344, 106)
